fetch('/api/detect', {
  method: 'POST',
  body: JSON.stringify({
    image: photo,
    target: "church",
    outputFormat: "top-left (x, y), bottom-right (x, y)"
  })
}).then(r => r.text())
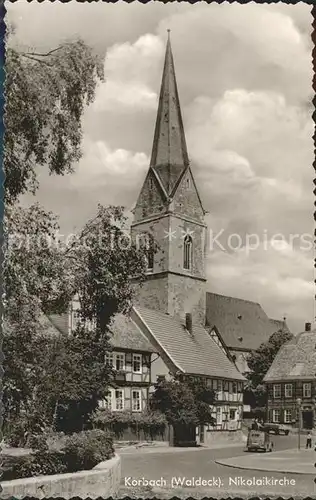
top-left (48, 34), bottom-right (288, 444)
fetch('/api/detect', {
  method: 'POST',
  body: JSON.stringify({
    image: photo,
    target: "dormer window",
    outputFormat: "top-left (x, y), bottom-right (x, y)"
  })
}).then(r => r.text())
top-left (183, 235), bottom-right (193, 270)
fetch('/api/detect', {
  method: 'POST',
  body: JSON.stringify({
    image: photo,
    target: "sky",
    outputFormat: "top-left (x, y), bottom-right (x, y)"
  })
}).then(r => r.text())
top-left (7, 2), bottom-right (314, 333)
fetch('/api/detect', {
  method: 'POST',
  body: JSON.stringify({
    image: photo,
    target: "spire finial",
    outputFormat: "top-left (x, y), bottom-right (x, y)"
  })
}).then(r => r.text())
top-left (167, 28), bottom-right (171, 39)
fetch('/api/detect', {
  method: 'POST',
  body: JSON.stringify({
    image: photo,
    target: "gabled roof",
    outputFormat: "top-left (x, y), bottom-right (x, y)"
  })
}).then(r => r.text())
top-left (269, 318), bottom-right (290, 333)
top-left (149, 33), bottom-right (189, 196)
top-left (49, 308), bottom-right (156, 354)
top-left (205, 292), bottom-right (279, 351)
top-left (133, 306), bottom-right (246, 381)
top-left (109, 313), bottom-right (156, 353)
top-left (264, 329), bottom-right (316, 382)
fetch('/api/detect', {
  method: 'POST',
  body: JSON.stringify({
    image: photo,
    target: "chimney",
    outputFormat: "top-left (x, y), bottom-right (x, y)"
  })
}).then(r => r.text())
top-left (185, 313), bottom-right (193, 335)
top-left (305, 322), bottom-right (311, 332)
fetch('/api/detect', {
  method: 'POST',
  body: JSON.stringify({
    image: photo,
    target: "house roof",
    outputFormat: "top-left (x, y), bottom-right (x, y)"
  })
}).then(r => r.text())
top-left (269, 318), bottom-right (290, 333)
top-left (109, 313), bottom-right (156, 353)
top-left (263, 329), bottom-right (316, 382)
top-left (39, 313), bottom-right (62, 338)
top-left (49, 309), bottom-right (156, 354)
top-left (134, 306), bottom-right (246, 381)
top-left (205, 292), bottom-right (282, 351)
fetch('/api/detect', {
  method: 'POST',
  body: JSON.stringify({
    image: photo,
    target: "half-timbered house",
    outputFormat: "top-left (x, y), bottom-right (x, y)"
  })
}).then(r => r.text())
top-left (263, 323), bottom-right (316, 429)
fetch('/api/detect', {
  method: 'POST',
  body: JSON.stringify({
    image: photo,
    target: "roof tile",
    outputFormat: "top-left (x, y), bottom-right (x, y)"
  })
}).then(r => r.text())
top-left (264, 330), bottom-right (316, 382)
top-left (134, 306), bottom-right (245, 381)
top-left (205, 293), bottom-right (287, 351)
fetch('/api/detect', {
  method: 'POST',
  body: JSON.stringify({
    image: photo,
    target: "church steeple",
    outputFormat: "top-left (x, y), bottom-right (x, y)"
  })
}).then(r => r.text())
top-left (131, 32), bottom-right (207, 325)
top-left (150, 31), bottom-right (189, 196)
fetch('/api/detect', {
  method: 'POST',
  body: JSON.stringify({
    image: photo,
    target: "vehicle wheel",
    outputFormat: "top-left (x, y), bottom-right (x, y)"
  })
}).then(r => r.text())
top-left (285, 430), bottom-right (289, 435)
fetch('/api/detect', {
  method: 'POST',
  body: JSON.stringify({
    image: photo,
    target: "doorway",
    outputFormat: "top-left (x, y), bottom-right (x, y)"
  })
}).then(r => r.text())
top-left (302, 411), bottom-right (313, 429)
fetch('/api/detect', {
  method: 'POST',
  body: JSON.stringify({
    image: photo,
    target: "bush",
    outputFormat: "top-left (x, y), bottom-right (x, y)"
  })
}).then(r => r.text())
top-left (3, 429), bottom-right (114, 480)
top-left (4, 412), bottom-right (50, 448)
top-left (62, 429), bottom-right (114, 472)
top-left (10, 451), bottom-right (66, 479)
top-left (92, 409), bottom-right (167, 439)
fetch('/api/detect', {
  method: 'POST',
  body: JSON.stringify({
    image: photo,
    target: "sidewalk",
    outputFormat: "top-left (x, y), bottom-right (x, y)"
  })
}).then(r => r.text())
top-left (117, 440), bottom-right (245, 455)
top-left (216, 448), bottom-right (316, 475)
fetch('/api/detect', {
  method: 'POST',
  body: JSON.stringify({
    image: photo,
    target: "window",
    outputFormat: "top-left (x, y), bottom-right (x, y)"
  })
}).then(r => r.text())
top-left (149, 177), bottom-right (153, 189)
top-left (216, 407), bottom-right (222, 424)
top-left (217, 380), bottom-right (223, 392)
top-left (229, 409), bottom-right (236, 420)
top-left (272, 409), bottom-right (280, 423)
top-left (303, 383), bottom-right (312, 398)
top-left (132, 354), bottom-right (142, 373)
top-left (113, 389), bottom-right (124, 411)
top-left (284, 409), bottom-right (292, 423)
top-left (115, 353), bottom-right (125, 371)
top-left (284, 384), bottom-right (293, 398)
top-left (98, 397), bottom-right (111, 410)
top-left (183, 235), bottom-right (193, 270)
top-left (99, 388), bottom-right (124, 411)
top-left (132, 390), bottom-right (142, 412)
top-left (186, 177), bottom-right (191, 189)
top-left (105, 353), bottom-right (114, 367)
top-left (273, 384), bottom-right (281, 398)
top-left (105, 352), bottom-right (125, 371)
top-left (146, 234), bottom-right (154, 271)
top-left (232, 383), bottom-right (237, 394)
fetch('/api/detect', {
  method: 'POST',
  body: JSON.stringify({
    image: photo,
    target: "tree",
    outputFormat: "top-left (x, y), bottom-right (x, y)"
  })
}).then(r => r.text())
top-left (150, 374), bottom-right (216, 444)
top-left (5, 39), bottom-right (104, 205)
top-left (245, 329), bottom-right (293, 411)
top-left (4, 205), bottom-right (148, 436)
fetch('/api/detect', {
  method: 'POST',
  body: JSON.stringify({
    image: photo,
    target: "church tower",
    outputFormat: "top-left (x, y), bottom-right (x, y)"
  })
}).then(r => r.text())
top-left (131, 33), bottom-right (207, 325)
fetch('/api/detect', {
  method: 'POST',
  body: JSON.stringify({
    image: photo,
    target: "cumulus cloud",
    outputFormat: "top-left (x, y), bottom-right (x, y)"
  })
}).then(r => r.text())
top-left (92, 35), bottom-right (162, 112)
top-left (207, 241), bottom-right (314, 331)
top-left (69, 139), bottom-right (148, 190)
top-left (10, 2), bottom-right (312, 331)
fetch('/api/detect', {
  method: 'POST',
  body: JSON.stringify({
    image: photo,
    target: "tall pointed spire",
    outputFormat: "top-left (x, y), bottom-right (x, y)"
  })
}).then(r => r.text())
top-left (150, 31), bottom-right (189, 196)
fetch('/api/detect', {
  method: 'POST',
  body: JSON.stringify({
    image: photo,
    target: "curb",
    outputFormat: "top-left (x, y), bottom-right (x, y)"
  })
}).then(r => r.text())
top-left (215, 457), bottom-right (315, 476)
top-left (118, 442), bottom-right (246, 455)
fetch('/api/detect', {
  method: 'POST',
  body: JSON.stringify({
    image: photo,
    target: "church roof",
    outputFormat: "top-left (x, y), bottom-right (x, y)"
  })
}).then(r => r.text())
top-left (133, 306), bottom-right (246, 381)
top-left (205, 292), bottom-right (284, 351)
top-left (149, 33), bottom-right (189, 197)
top-left (263, 329), bottom-right (316, 382)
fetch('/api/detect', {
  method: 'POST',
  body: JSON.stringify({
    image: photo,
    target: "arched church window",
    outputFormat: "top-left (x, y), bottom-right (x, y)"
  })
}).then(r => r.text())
top-left (183, 235), bottom-right (192, 270)
top-left (146, 233), bottom-right (154, 271)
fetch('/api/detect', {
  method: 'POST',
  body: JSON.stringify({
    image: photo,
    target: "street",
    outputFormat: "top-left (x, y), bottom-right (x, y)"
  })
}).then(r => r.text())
top-left (118, 435), bottom-right (316, 498)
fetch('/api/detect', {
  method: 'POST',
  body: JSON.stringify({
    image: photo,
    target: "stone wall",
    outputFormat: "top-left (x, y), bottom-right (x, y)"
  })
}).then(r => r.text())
top-left (203, 430), bottom-right (246, 448)
top-left (0, 454), bottom-right (121, 500)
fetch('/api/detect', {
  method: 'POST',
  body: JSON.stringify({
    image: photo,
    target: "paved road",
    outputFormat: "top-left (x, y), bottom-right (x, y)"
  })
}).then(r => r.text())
top-left (118, 435), bottom-right (316, 498)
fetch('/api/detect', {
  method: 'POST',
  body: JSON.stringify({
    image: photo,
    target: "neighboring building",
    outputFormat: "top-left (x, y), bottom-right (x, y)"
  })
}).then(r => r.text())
top-left (49, 305), bottom-right (157, 414)
top-left (263, 323), bottom-right (316, 429)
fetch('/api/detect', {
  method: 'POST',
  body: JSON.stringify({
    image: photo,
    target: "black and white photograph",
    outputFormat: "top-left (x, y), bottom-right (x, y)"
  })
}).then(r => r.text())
top-left (2, 2), bottom-right (315, 498)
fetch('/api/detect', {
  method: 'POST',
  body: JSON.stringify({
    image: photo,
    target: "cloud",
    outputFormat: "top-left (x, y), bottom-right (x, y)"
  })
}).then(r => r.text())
top-left (186, 88), bottom-right (313, 239)
top-left (11, 2), bottom-right (312, 332)
top-left (206, 241), bottom-right (314, 332)
top-left (92, 35), bottom-right (163, 112)
top-left (69, 139), bottom-right (148, 190)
